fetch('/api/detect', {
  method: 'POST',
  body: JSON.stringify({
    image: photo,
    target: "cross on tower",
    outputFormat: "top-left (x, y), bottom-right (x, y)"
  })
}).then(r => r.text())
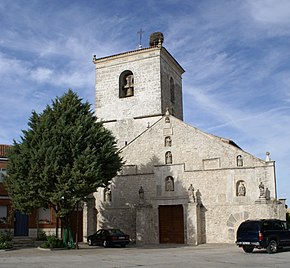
top-left (137, 28), bottom-right (145, 49)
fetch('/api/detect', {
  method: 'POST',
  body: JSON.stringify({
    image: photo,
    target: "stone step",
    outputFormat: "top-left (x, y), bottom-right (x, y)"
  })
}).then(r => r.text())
top-left (12, 237), bottom-right (35, 248)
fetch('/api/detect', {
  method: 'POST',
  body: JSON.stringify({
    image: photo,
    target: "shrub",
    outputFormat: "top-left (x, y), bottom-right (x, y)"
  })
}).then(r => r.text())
top-left (0, 241), bottom-right (13, 249)
top-left (40, 235), bottom-right (64, 249)
top-left (0, 231), bottom-right (13, 250)
top-left (37, 230), bottom-right (47, 241)
top-left (0, 217), bottom-right (7, 224)
top-left (0, 230), bottom-right (12, 242)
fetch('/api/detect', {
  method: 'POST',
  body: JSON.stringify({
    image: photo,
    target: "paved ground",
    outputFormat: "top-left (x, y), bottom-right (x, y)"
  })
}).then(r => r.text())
top-left (1, 243), bottom-right (290, 268)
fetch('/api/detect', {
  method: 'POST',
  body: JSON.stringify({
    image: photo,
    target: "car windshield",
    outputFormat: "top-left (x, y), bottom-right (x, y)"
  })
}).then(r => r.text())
top-left (108, 229), bottom-right (124, 235)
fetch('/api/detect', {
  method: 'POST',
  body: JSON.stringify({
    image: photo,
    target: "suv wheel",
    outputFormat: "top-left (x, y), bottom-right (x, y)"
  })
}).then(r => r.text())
top-left (243, 246), bottom-right (254, 253)
top-left (266, 239), bottom-right (278, 254)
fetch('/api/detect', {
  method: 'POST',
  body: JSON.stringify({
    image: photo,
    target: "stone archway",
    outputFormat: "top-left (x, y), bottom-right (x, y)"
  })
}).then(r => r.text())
top-left (226, 211), bottom-right (250, 242)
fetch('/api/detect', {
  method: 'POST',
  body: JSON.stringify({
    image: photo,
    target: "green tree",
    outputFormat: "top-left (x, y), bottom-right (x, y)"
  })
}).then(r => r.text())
top-left (4, 89), bottom-right (123, 226)
top-left (286, 212), bottom-right (290, 224)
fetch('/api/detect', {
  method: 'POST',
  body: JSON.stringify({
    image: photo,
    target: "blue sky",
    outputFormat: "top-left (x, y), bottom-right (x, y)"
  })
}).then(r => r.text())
top-left (1, 0), bottom-right (290, 201)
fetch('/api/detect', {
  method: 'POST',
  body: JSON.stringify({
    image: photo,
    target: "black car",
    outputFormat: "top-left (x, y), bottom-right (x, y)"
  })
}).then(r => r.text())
top-left (236, 219), bottom-right (290, 253)
top-left (87, 229), bottom-right (130, 247)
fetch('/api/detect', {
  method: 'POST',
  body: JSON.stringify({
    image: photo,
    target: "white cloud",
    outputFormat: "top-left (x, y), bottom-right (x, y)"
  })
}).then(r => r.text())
top-left (247, 0), bottom-right (290, 37)
top-left (30, 67), bottom-right (53, 82)
top-left (250, 0), bottom-right (290, 24)
top-left (0, 53), bottom-right (29, 78)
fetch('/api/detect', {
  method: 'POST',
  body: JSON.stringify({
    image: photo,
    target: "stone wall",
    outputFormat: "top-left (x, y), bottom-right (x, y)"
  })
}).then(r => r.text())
top-left (94, 46), bottom-right (184, 148)
top-left (93, 114), bottom-right (286, 244)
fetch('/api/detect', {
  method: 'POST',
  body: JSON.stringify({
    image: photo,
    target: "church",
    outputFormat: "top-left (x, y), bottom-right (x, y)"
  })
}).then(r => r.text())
top-left (83, 33), bottom-right (286, 245)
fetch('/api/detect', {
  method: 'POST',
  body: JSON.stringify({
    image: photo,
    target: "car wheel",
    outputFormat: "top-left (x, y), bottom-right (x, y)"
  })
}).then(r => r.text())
top-left (267, 240), bottom-right (278, 254)
top-left (88, 238), bottom-right (93, 246)
top-left (103, 240), bottom-right (108, 247)
top-left (242, 246), bottom-right (254, 253)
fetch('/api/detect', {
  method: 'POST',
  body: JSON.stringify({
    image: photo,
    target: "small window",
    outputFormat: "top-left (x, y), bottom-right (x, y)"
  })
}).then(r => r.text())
top-left (0, 205), bottom-right (8, 224)
top-left (119, 70), bottom-right (134, 98)
top-left (282, 221), bottom-right (290, 230)
top-left (108, 229), bottom-right (124, 235)
top-left (38, 208), bottom-right (51, 224)
top-left (239, 221), bottom-right (259, 232)
top-left (262, 221), bottom-right (272, 231)
top-left (272, 221), bottom-right (283, 231)
top-left (0, 168), bottom-right (7, 182)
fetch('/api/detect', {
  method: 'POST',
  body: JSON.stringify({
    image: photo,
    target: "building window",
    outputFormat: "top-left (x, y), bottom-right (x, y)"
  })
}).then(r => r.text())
top-left (38, 207), bottom-right (51, 224)
top-left (0, 205), bottom-right (8, 224)
top-left (119, 70), bottom-right (134, 98)
top-left (0, 168), bottom-right (7, 182)
top-left (170, 77), bottom-right (175, 103)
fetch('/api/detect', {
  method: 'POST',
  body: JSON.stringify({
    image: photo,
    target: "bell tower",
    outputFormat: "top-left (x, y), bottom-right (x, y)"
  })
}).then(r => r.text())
top-left (93, 32), bottom-right (185, 148)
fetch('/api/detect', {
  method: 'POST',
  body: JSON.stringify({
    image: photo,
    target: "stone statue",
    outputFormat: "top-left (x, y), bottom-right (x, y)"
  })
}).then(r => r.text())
top-left (139, 186), bottom-right (144, 200)
top-left (165, 136), bottom-right (172, 147)
top-left (196, 189), bottom-right (202, 204)
top-left (104, 187), bottom-right (112, 202)
top-left (237, 155), bottom-right (243, 167)
top-left (165, 107), bottom-right (170, 116)
top-left (188, 184), bottom-right (195, 202)
top-left (165, 177), bottom-right (174, 191)
top-left (237, 182), bottom-right (246, 196)
top-left (259, 182), bottom-right (265, 198)
top-left (165, 151), bottom-right (172, 164)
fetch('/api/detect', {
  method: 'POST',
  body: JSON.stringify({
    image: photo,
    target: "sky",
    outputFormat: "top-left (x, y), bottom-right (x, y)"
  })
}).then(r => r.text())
top-left (0, 0), bottom-right (290, 201)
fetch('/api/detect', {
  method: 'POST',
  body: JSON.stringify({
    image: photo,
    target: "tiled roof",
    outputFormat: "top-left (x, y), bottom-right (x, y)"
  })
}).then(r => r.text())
top-left (0, 144), bottom-right (11, 158)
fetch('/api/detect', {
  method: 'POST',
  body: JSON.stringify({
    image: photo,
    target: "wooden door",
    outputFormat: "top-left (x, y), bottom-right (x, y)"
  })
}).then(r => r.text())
top-left (159, 205), bottom-right (184, 243)
top-left (70, 209), bottom-right (83, 242)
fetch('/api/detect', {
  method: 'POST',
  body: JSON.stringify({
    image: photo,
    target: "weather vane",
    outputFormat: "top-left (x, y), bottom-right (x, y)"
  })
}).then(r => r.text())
top-left (137, 28), bottom-right (145, 49)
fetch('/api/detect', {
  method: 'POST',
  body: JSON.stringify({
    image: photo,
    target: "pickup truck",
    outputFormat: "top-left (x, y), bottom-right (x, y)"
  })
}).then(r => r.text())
top-left (236, 219), bottom-right (290, 253)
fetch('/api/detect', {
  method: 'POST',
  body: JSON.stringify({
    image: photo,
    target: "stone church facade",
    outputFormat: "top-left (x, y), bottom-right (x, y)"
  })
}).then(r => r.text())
top-left (83, 35), bottom-right (286, 245)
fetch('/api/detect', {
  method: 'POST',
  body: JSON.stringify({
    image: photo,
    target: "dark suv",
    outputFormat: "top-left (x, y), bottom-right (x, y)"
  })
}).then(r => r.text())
top-left (236, 219), bottom-right (290, 253)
